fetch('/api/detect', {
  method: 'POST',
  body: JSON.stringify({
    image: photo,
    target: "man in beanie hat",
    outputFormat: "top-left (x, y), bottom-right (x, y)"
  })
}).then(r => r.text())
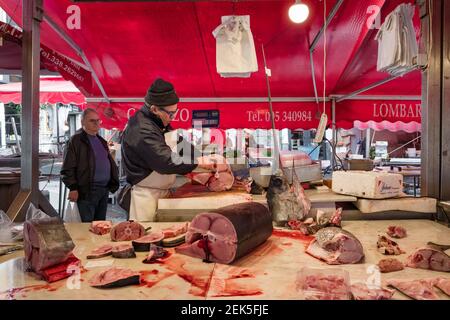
top-left (121, 78), bottom-right (221, 221)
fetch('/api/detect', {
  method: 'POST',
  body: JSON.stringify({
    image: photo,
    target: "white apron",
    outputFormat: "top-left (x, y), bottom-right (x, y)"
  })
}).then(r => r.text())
top-left (129, 131), bottom-right (178, 222)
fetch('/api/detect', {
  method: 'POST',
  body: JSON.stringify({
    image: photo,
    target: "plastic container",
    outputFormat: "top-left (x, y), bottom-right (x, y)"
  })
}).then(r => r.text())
top-left (296, 267), bottom-right (351, 300)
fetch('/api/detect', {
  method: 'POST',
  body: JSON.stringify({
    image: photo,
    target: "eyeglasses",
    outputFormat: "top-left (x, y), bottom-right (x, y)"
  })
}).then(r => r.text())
top-left (88, 119), bottom-right (102, 124)
top-left (158, 107), bottom-right (178, 119)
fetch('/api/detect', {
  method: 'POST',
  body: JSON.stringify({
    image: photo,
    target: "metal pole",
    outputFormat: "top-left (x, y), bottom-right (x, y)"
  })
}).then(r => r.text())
top-left (336, 75), bottom-right (402, 102)
top-left (366, 129), bottom-right (371, 158)
top-left (309, 0), bottom-right (345, 52)
top-left (85, 97), bottom-right (330, 103)
top-left (261, 44), bottom-right (281, 170)
top-left (20, 0), bottom-right (41, 201)
top-left (43, 13), bottom-right (109, 102)
top-left (6, 0), bottom-right (43, 221)
top-left (55, 103), bottom-right (60, 154)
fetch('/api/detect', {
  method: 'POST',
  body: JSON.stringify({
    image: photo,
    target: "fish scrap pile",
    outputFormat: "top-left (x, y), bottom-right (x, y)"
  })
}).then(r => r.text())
top-left (288, 208), bottom-right (343, 236)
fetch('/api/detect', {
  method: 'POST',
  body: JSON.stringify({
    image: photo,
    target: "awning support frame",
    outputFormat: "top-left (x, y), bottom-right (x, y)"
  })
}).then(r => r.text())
top-left (42, 13), bottom-right (110, 103)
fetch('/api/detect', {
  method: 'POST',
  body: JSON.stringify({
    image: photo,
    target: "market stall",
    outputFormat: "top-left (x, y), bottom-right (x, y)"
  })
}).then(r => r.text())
top-left (0, 0), bottom-right (448, 303)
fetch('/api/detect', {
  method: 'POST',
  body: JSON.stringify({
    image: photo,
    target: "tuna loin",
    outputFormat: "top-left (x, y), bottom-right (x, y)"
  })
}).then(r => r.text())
top-left (306, 227), bottom-right (364, 265)
top-left (87, 244), bottom-right (113, 259)
top-left (351, 283), bottom-right (395, 300)
top-left (112, 244), bottom-right (136, 258)
top-left (110, 221), bottom-right (145, 241)
top-left (89, 267), bottom-right (140, 288)
top-left (132, 231), bottom-right (165, 252)
top-left (24, 217), bottom-right (75, 273)
top-left (406, 247), bottom-right (450, 272)
top-left (387, 279), bottom-right (440, 300)
top-left (175, 202), bottom-right (273, 264)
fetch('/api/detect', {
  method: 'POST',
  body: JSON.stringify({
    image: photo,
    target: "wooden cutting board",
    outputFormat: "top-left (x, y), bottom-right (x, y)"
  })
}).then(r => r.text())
top-left (355, 197), bottom-right (437, 214)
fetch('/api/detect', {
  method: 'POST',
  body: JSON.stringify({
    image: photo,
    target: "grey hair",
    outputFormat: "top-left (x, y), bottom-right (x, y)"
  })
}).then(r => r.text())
top-left (81, 108), bottom-right (98, 121)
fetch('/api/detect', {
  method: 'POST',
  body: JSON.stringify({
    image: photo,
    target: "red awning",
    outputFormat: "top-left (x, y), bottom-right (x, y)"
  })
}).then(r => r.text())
top-left (0, 0), bottom-right (422, 130)
top-left (90, 101), bottom-right (330, 131)
top-left (336, 99), bottom-right (421, 132)
top-left (0, 77), bottom-right (86, 105)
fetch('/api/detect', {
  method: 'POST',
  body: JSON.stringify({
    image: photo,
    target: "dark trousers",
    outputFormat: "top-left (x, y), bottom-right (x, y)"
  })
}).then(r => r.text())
top-left (77, 186), bottom-right (109, 222)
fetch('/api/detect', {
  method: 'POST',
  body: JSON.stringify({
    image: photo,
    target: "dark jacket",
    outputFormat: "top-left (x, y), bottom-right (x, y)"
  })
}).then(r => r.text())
top-left (61, 129), bottom-right (120, 196)
top-left (121, 106), bottom-right (198, 186)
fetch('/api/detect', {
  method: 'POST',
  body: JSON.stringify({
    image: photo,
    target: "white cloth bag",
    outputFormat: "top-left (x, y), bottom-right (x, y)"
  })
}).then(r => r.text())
top-left (376, 3), bottom-right (418, 75)
top-left (64, 202), bottom-right (82, 223)
top-left (212, 15), bottom-right (258, 77)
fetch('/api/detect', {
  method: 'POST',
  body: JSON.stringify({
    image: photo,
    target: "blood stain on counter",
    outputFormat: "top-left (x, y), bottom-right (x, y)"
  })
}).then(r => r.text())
top-left (209, 266), bottom-right (263, 297)
top-left (252, 241), bottom-right (283, 257)
top-left (139, 269), bottom-right (175, 288)
top-left (272, 230), bottom-right (314, 242)
top-left (1, 283), bottom-right (62, 300)
top-left (162, 256), bottom-right (213, 297)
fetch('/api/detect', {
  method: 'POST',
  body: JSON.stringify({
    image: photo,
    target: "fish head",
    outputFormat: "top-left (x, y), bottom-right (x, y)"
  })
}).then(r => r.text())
top-left (268, 171), bottom-right (290, 194)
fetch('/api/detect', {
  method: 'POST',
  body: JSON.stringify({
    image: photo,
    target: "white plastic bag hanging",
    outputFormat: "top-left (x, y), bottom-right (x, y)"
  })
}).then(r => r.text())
top-left (0, 210), bottom-right (13, 243)
top-left (64, 202), bottom-right (82, 223)
top-left (212, 15), bottom-right (258, 77)
top-left (26, 203), bottom-right (49, 221)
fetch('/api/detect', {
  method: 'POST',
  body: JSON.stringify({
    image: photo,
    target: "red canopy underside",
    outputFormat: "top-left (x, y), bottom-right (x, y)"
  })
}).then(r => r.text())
top-left (0, 0), bottom-right (422, 131)
top-left (0, 77), bottom-right (85, 105)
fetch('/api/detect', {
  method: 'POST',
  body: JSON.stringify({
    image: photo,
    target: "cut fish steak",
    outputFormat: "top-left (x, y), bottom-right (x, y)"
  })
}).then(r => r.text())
top-left (175, 202), bottom-right (273, 264)
top-left (387, 279), bottom-right (440, 300)
top-left (87, 244), bottom-right (113, 259)
top-left (89, 221), bottom-right (113, 235)
top-left (24, 217), bottom-right (75, 273)
top-left (110, 221), bottom-right (145, 241)
top-left (132, 231), bottom-right (165, 252)
top-left (306, 227), bottom-right (364, 265)
top-left (387, 226), bottom-right (407, 239)
top-left (378, 258), bottom-right (404, 273)
top-left (112, 243), bottom-right (136, 259)
top-left (89, 267), bottom-right (140, 288)
top-left (350, 283), bottom-right (395, 300)
top-left (377, 235), bottom-right (405, 255)
top-left (406, 247), bottom-right (450, 272)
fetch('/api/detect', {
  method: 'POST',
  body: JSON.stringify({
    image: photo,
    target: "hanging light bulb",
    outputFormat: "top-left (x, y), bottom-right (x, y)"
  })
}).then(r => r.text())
top-left (288, 0), bottom-right (310, 23)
